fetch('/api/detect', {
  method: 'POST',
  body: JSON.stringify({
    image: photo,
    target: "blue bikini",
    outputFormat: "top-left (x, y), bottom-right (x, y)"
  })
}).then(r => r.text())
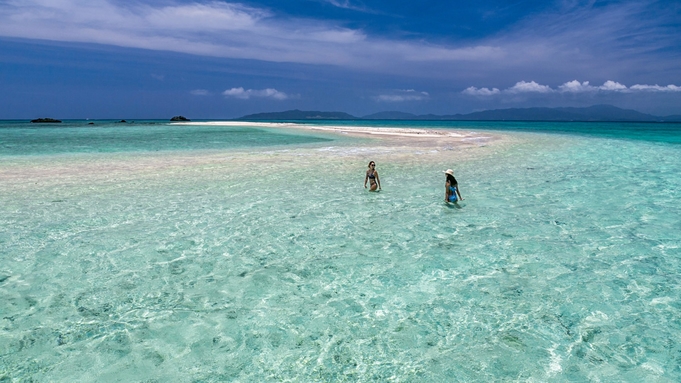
top-left (448, 186), bottom-right (458, 202)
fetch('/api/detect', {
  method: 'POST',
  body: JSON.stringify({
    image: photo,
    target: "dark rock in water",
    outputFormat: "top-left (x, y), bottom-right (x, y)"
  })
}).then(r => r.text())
top-left (117, 120), bottom-right (127, 123)
top-left (88, 122), bottom-right (94, 125)
top-left (170, 116), bottom-right (190, 121)
top-left (30, 118), bottom-right (62, 123)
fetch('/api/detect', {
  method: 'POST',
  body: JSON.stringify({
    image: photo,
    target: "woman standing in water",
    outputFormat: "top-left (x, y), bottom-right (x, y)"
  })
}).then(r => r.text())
top-left (364, 161), bottom-right (381, 191)
top-left (444, 169), bottom-right (463, 203)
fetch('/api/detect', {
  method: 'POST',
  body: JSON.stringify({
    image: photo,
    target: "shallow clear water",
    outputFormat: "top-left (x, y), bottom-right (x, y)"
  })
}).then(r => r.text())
top-left (1, 121), bottom-right (681, 381)
top-left (0, 121), bottom-right (332, 155)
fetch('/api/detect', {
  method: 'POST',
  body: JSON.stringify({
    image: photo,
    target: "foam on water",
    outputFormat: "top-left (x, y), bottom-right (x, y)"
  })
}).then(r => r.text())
top-left (1, 122), bottom-right (680, 382)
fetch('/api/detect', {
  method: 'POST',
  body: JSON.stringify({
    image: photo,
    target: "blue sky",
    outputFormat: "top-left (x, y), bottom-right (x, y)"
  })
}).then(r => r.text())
top-left (1, 0), bottom-right (680, 118)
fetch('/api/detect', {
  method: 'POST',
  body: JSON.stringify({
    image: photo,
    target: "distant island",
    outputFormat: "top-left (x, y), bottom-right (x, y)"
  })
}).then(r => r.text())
top-left (239, 110), bottom-right (355, 120)
top-left (30, 118), bottom-right (62, 123)
top-left (171, 116), bottom-right (190, 121)
top-left (238, 105), bottom-right (681, 122)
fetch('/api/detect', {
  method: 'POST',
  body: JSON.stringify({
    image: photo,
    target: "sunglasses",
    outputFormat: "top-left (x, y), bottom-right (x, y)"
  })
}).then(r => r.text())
top-left (370, 163), bottom-right (375, 166)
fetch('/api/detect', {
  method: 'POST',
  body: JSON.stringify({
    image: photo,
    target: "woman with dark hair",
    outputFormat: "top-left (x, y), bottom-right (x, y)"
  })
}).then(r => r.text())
top-left (364, 161), bottom-right (381, 191)
top-left (444, 169), bottom-right (463, 203)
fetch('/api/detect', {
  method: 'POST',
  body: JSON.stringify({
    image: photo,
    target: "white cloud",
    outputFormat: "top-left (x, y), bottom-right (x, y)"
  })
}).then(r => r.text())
top-left (144, 2), bottom-right (266, 31)
top-left (558, 80), bottom-right (596, 93)
top-left (462, 86), bottom-right (501, 96)
top-left (506, 81), bottom-right (553, 94)
top-left (0, 0), bottom-right (678, 96)
top-left (375, 89), bottom-right (429, 102)
top-left (630, 84), bottom-right (681, 92)
top-left (556, 80), bottom-right (680, 93)
top-left (0, 0), bottom-right (502, 68)
top-left (464, 80), bottom-right (681, 97)
top-left (323, 0), bottom-right (372, 13)
top-left (190, 89), bottom-right (210, 96)
top-left (400, 45), bottom-right (504, 62)
top-left (223, 87), bottom-right (288, 100)
top-left (599, 80), bottom-right (628, 92)
top-left (488, 1), bottom-right (681, 75)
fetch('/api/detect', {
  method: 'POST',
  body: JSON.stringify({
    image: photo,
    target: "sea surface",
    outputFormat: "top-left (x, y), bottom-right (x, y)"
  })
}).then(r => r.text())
top-left (1, 120), bottom-right (680, 382)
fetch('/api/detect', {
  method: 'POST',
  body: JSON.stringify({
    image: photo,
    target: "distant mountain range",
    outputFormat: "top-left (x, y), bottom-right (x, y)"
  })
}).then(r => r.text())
top-left (238, 105), bottom-right (681, 122)
top-left (239, 110), bottom-right (356, 120)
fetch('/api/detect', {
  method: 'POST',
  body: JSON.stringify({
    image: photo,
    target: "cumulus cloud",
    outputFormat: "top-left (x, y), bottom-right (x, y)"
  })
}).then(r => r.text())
top-left (599, 80), bottom-right (628, 92)
top-left (462, 86), bottom-right (501, 96)
top-left (558, 80), bottom-right (596, 93)
top-left (506, 81), bottom-right (553, 94)
top-left (630, 84), bottom-right (681, 92)
top-left (463, 80), bottom-right (681, 96)
top-left (556, 80), bottom-right (672, 93)
top-left (190, 89), bottom-right (210, 96)
top-left (223, 87), bottom-right (289, 100)
top-left (375, 89), bottom-right (429, 102)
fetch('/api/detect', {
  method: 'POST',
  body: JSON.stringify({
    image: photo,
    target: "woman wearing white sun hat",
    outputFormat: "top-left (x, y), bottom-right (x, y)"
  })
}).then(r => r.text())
top-left (444, 169), bottom-right (463, 203)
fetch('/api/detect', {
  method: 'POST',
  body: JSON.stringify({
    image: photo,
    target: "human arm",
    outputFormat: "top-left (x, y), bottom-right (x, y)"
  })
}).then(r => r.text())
top-left (364, 172), bottom-right (368, 188)
top-left (375, 171), bottom-right (381, 190)
top-left (455, 183), bottom-right (464, 201)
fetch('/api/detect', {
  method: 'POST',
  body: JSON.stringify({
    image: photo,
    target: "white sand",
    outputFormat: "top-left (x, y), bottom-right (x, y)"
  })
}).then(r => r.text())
top-left (171, 121), bottom-right (495, 142)
top-left (2, 121), bottom-right (508, 188)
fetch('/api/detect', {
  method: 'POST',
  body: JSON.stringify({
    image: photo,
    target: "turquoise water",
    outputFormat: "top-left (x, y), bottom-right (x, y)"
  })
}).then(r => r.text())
top-left (0, 121), bottom-right (332, 156)
top-left (1, 121), bottom-right (681, 381)
top-left (298, 120), bottom-right (681, 144)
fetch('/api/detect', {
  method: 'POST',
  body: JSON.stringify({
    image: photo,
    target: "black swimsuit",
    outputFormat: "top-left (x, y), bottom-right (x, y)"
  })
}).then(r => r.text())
top-left (367, 170), bottom-right (376, 185)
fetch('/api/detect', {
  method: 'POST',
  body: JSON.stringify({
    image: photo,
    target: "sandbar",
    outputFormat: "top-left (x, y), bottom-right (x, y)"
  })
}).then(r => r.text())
top-left (171, 121), bottom-right (499, 145)
top-left (2, 121), bottom-right (510, 189)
